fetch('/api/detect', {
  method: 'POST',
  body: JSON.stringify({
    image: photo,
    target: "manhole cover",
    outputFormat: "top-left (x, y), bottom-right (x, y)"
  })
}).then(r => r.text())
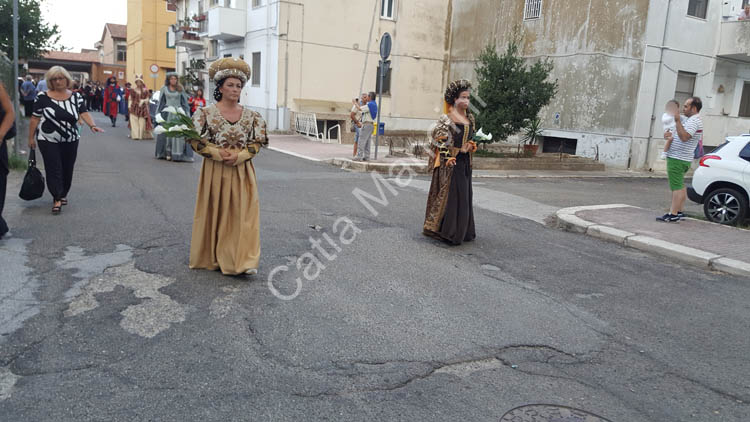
top-left (500, 404), bottom-right (612, 422)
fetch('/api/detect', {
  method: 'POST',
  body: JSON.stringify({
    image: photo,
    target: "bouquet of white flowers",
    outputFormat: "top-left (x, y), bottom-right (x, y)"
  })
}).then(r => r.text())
top-left (473, 127), bottom-right (493, 142)
top-left (152, 106), bottom-right (201, 140)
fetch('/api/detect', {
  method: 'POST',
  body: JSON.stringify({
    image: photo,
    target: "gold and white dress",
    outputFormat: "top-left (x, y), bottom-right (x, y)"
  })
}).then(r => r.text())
top-left (189, 104), bottom-right (268, 275)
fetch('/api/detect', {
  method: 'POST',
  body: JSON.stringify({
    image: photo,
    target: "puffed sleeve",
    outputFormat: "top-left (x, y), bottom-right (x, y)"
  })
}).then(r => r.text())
top-left (233, 112), bottom-right (268, 166)
top-left (431, 115), bottom-right (457, 162)
top-left (188, 107), bottom-right (224, 162)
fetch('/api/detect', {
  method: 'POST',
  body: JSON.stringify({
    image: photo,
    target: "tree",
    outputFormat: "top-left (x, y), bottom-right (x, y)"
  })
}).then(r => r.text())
top-left (474, 36), bottom-right (557, 142)
top-left (0, 0), bottom-right (63, 60)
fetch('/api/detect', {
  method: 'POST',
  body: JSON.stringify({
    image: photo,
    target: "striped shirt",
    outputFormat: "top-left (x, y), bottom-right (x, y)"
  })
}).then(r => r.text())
top-left (32, 91), bottom-right (88, 143)
top-left (667, 114), bottom-right (702, 162)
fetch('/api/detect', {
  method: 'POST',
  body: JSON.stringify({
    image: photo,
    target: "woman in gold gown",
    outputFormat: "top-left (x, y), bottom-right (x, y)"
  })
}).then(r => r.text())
top-left (188, 58), bottom-right (268, 275)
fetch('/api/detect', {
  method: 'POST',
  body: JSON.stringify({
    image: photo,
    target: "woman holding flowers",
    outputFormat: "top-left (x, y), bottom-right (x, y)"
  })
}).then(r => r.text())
top-left (423, 79), bottom-right (479, 245)
top-left (186, 57), bottom-right (268, 276)
top-left (154, 72), bottom-right (193, 162)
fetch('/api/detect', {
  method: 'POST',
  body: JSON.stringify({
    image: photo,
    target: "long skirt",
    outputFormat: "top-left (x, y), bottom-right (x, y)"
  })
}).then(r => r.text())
top-left (190, 158), bottom-right (260, 275)
top-left (423, 153), bottom-right (475, 245)
top-left (130, 117), bottom-right (152, 140)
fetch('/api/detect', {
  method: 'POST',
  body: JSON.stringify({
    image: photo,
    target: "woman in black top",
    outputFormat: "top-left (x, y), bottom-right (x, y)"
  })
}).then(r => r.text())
top-left (0, 81), bottom-right (16, 237)
top-left (28, 66), bottom-right (103, 214)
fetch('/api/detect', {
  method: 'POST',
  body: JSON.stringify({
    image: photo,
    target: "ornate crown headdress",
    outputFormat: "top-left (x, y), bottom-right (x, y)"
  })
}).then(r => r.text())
top-left (444, 79), bottom-right (472, 105)
top-left (209, 57), bottom-right (251, 84)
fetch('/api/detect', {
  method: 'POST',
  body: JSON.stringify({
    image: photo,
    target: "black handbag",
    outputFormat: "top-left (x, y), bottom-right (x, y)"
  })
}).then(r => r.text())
top-left (19, 149), bottom-right (45, 201)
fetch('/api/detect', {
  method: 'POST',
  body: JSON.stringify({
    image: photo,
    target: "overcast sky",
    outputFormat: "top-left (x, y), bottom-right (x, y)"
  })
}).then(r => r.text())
top-left (42, 0), bottom-right (128, 51)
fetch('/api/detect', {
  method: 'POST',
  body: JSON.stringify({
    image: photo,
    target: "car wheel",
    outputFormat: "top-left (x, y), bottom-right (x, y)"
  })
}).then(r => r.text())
top-left (703, 187), bottom-right (748, 226)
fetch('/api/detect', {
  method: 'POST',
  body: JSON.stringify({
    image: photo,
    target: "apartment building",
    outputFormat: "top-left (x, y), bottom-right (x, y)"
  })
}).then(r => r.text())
top-left (168, 0), bottom-right (451, 138)
top-left (127, 0), bottom-right (178, 91)
top-left (450, 0), bottom-right (750, 170)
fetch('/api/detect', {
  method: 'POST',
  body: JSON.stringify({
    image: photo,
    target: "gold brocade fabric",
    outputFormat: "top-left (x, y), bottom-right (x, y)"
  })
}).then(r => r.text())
top-left (423, 113), bottom-right (475, 235)
top-left (189, 105), bottom-right (268, 275)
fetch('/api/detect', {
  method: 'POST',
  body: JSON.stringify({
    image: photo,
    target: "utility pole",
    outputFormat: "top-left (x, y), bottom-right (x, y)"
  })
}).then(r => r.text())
top-left (12, 0), bottom-right (20, 155)
top-left (374, 32), bottom-right (391, 161)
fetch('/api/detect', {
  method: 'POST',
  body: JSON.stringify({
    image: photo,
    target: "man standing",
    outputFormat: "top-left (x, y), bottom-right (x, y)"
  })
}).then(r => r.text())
top-left (350, 93), bottom-right (368, 157)
top-left (20, 75), bottom-right (36, 117)
top-left (35, 77), bottom-right (47, 95)
top-left (353, 92), bottom-right (377, 161)
top-left (658, 96), bottom-right (703, 222)
top-left (739, 5), bottom-right (750, 20)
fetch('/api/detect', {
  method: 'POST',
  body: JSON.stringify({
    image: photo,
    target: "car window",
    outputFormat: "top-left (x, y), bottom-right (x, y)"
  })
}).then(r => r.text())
top-left (707, 141), bottom-right (729, 155)
top-left (740, 142), bottom-right (750, 163)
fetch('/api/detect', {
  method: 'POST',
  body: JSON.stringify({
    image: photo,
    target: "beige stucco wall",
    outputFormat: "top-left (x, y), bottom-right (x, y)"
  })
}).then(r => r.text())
top-left (277, 0), bottom-right (451, 131)
top-left (100, 29), bottom-right (127, 66)
top-left (127, 0), bottom-right (177, 91)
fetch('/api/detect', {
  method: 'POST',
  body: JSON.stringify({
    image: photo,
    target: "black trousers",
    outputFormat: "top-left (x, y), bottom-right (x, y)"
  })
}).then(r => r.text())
top-left (0, 139), bottom-right (8, 236)
top-left (37, 139), bottom-right (79, 202)
top-left (22, 99), bottom-right (34, 117)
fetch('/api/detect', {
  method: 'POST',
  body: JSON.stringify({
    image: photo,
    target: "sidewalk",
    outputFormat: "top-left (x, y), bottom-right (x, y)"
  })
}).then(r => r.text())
top-left (268, 135), bottom-right (667, 178)
top-left (555, 204), bottom-right (750, 278)
top-left (268, 134), bottom-right (428, 173)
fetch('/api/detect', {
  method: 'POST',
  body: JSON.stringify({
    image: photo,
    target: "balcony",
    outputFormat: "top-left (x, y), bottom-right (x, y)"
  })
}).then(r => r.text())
top-left (173, 25), bottom-right (204, 50)
top-left (207, 6), bottom-right (246, 41)
top-left (718, 21), bottom-right (750, 62)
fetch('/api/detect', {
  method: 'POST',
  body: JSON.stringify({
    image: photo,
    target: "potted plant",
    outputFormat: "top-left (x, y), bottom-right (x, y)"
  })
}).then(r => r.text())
top-left (521, 117), bottom-right (543, 156)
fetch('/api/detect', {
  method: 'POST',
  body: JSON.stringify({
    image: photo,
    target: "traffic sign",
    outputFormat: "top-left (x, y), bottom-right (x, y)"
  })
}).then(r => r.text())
top-left (149, 64), bottom-right (160, 74)
top-left (380, 33), bottom-right (392, 60)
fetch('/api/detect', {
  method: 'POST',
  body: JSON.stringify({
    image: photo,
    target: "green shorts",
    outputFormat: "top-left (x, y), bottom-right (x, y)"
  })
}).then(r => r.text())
top-left (667, 157), bottom-right (691, 191)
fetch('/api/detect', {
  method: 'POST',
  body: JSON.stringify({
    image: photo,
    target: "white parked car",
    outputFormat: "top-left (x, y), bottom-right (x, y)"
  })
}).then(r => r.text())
top-left (688, 135), bottom-right (750, 225)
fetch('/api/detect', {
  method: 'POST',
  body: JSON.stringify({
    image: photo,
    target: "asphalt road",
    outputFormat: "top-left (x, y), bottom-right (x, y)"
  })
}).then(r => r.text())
top-left (0, 115), bottom-right (748, 421)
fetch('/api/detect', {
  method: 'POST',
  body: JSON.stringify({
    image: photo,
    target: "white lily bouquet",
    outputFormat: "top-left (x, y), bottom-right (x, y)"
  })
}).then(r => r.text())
top-left (473, 127), bottom-right (493, 143)
top-left (152, 106), bottom-right (201, 140)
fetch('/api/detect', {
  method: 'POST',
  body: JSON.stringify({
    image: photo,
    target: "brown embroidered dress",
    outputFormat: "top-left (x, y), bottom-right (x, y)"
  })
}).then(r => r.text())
top-left (423, 114), bottom-right (476, 245)
top-left (128, 88), bottom-right (153, 140)
top-left (189, 104), bottom-right (268, 275)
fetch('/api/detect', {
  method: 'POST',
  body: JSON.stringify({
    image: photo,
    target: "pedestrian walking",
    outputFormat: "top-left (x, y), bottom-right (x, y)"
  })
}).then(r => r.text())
top-left (128, 76), bottom-right (153, 140)
top-left (188, 88), bottom-right (206, 116)
top-left (154, 72), bottom-right (193, 162)
top-left (121, 82), bottom-right (131, 122)
top-left (188, 58), bottom-right (268, 276)
top-left (93, 83), bottom-right (102, 111)
top-left (423, 79), bottom-right (478, 245)
top-left (20, 75), bottom-right (36, 117)
top-left (103, 76), bottom-right (121, 127)
top-left (0, 81), bottom-right (16, 238)
top-left (27, 66), bottom-right (104, 215)
top-left (657, 96), bottom-right (703, 222)
top-left (353, 92), bottom-right (377, 161)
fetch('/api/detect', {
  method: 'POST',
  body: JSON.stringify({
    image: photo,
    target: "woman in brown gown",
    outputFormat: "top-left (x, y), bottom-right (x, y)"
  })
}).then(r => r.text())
top-left (188, 58), bottom-right (268, 276)
top-left (423, 79), bottom-right (478, 245)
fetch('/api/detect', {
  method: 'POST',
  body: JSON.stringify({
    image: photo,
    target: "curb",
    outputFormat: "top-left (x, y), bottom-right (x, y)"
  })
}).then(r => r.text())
top-left (267, 147), bottom-right (429, 174)
top-left (554, 205), bottom-right (750, 278)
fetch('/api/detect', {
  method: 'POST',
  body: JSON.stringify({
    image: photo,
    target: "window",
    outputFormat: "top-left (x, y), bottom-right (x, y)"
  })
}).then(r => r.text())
top-left (739, 142), bottom-right (750, 162)
top-left (687, 0), bottom-right (708, 19)
top-left (223, 53), bottom-right (232, 58)
top-left (674, 71), bottom-right (697, 107)
top-left (375, 61), bottom-right (391, 95)
top-left (252, 52), bottom-right (261, 86)
top-left (166, 0), bottom-right (177, 12)
top-left (209, 40), bottom-right (219, 58)
top-left (252, 0), bottom-right (262, 7)
top-left (210, 0), bottom-right (229, 6)
top-left (116, 44), bottom-right (127, 62)
top-left (381, 0), bottom-right (395, 20)
top-left (524, 0), bottom-right (543, 20)
top-left (739, 82), bottom-right (750, 118)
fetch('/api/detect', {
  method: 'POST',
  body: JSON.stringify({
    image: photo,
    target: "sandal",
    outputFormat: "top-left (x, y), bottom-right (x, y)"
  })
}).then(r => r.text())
top-left (60, 198), bottom-right (68, 206)
top-left (52, 205), bottom-right (62, 214)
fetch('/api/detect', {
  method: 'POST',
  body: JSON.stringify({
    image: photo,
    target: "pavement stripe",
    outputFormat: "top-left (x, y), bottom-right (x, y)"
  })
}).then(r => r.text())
top-left (404, 179), bottom-right (558, 225)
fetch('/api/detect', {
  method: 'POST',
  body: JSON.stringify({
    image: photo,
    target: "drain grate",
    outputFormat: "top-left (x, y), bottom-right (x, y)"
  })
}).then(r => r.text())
top-left (500, 404), bottom-right (613, 422)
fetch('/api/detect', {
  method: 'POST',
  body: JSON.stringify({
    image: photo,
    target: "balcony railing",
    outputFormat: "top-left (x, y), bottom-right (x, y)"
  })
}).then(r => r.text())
top-left (207, 6), bottom-right (246, 41)
top-left (718, 21), bottom-right (750, 62)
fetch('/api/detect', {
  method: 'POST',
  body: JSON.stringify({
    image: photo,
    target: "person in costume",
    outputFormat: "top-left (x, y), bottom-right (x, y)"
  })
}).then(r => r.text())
top-left (128, 75), bottom-right (153, 140)
top-left (102, 76), bottom-right (120, 127)
top-left (423, 79), bottom-right (478, 245)
top-left (188, 57), bottom-right (268, 276)
top-left (155, 72), bottom-right (193, 162)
